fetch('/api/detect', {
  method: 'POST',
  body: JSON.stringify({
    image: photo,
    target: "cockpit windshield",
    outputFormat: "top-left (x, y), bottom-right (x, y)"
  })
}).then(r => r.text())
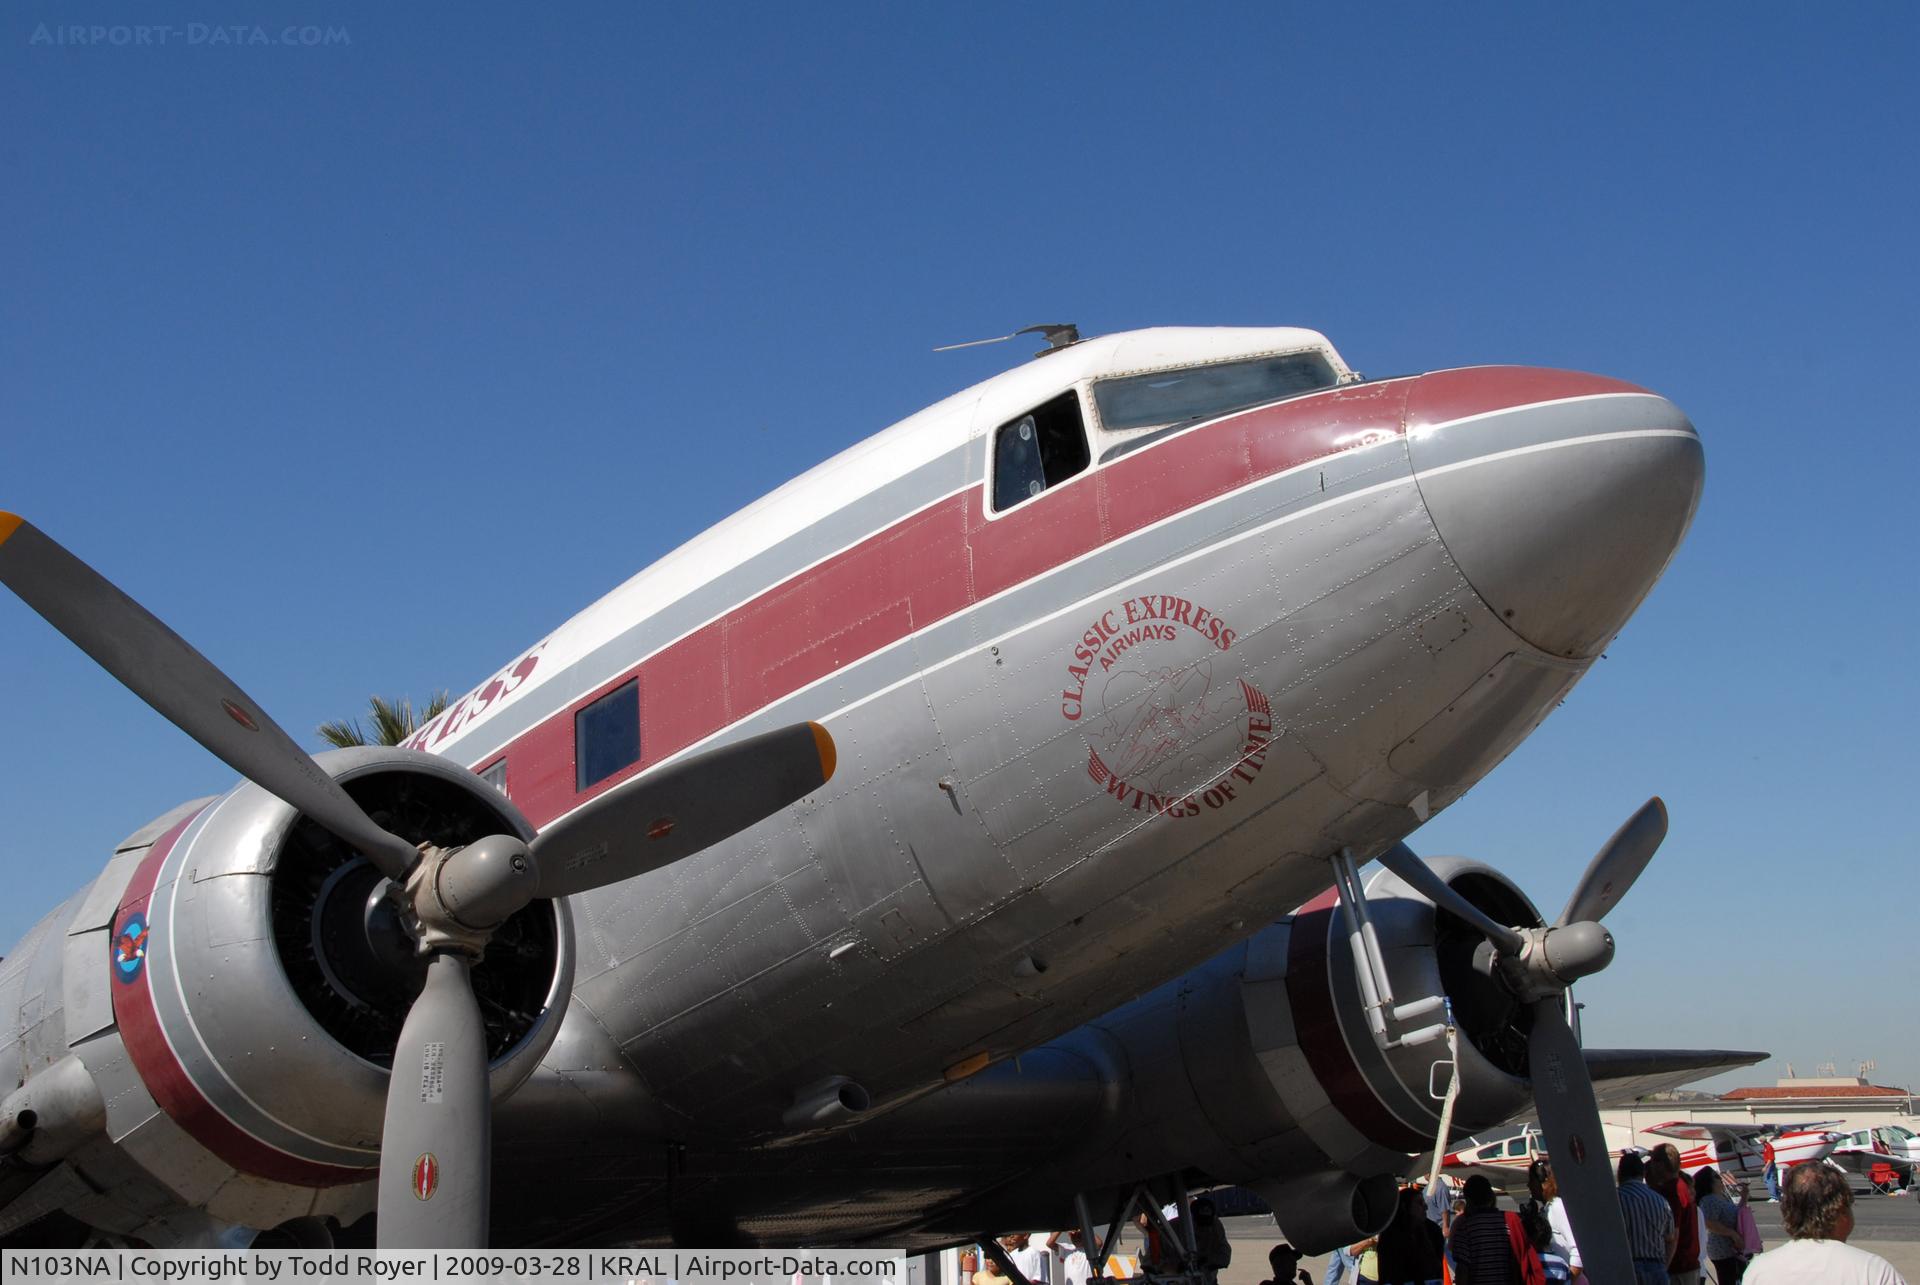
top-left (1093, 351), bottom-right (1340, 434)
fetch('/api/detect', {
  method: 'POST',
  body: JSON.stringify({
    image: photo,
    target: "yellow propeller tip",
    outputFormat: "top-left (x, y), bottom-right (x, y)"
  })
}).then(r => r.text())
top-left (0, 513), bottom-right (21, 546)
top-left (808, 721), bottom-right (837, 783)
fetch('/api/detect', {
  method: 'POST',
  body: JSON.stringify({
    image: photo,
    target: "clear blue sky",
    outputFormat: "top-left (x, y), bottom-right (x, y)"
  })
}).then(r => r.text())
top-left (4, 4), bottom-right (1915, 1096)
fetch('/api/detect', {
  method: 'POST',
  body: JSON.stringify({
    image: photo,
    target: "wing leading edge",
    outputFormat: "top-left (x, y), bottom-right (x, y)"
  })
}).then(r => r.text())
top-left (1584, 1048), bottom-right (1769, 1109)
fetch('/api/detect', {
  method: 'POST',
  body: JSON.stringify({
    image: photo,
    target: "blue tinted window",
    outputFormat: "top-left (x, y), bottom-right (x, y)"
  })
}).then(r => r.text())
top-left (576, 679), bottom-right (640, 790)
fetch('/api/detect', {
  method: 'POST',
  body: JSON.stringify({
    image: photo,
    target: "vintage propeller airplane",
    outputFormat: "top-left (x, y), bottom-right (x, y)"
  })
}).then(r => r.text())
top-left (1436, 1119), bottom-right (1847, 1188)
top-left (1641, 1120), bottom-right (1847, 1179)
top-left (0, 326), bottom-right (1757, 1274)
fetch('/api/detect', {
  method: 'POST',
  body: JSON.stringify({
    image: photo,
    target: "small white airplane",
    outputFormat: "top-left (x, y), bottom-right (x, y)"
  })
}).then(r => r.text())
top-left (1439, 1119), bottom-right (1846, 1187)
top-left (1640, 1120), bottom-right (1845, 1177)
top-left (0, 325), bottom-right (1752, 1276)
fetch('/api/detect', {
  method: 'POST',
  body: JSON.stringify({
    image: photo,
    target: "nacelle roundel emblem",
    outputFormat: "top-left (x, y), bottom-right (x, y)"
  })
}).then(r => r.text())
top-left (111, 913), bottom-right (149, 984)
top-left (1060, 594), bottom-right (1272, 818)
top-left (412, 1152), bottom-right (439, 1201)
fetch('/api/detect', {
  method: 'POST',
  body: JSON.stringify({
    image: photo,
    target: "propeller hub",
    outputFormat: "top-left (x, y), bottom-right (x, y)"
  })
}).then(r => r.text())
top-left (436, 834), bottom-right (539, 930)
top-left (1542, 920), bottom-right (1615, 985)
top-left (1495, 921), bottom-right (1616, 1002)
top-left (398, 834), bottom-right (539, 959)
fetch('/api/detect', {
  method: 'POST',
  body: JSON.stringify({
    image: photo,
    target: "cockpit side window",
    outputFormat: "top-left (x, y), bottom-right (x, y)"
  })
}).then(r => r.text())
top-left (991, 390), bottom-right (1090, 513)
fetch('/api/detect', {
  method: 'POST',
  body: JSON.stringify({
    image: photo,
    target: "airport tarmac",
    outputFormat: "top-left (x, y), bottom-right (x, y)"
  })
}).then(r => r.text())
top-left (1208, 1193), bottom-right (1920, 1281)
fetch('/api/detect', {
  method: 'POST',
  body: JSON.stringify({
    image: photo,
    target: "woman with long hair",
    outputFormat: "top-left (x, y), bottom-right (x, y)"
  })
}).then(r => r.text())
top-left (1525, 1158), bottom-right (1581, 1278)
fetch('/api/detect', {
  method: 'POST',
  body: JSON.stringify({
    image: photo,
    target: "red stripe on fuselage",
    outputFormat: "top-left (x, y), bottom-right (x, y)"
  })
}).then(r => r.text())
top-left (485, 377), bottom-right (1421, 828)
top-left (111, 814), bottom-right (372, 1188)
top-left (1405, 367), bottom-right (1648, 431)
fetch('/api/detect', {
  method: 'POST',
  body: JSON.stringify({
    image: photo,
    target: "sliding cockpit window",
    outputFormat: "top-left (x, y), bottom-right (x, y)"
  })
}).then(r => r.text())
top-left (991, 390), bottom-right (1090, 513)
top-left (1093, 351), bottom-right (1340, 435)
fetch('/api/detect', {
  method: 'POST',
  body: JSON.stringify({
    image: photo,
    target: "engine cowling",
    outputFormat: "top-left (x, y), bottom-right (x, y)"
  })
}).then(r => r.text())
top-left (4, 748), bottom-right (571, 1238)
top-left (1129, 857), bottom-right (1544, 1250)
top-left (875, 858), bottom-right (1549, 1255)
top-left (1245, 858), bottom-right (1548, 1180)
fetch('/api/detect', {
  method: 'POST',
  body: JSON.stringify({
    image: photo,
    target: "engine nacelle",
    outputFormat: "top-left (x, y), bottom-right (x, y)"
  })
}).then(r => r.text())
top-left (0, 749), bottom-right (572, 1239)
top-left (888, 858), bottom-right (1548, 1254)
top-left (1241, 858), bottom-right (1547, 1181)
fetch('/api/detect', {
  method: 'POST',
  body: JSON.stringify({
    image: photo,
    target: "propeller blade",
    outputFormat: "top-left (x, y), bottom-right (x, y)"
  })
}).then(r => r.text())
top-left (529, 721), bottom-right (835, 898)
top-left (1557, 797), bottom-right (1667, 927)
top-left (0, 515), bottom-right (421, 878)
top-left (1374, 843), bottom-right (1526, 955)
top-left (377, 954), bottom-right (491, 1247)
top-left (1527, 997), bottom-right (1635, 1285)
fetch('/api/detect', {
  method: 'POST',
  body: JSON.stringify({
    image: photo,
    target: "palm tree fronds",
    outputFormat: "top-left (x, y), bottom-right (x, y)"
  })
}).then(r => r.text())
top-left (316, 718), bottom-right (368, 749)
top-left (317, 690), bottom-right (453, 749)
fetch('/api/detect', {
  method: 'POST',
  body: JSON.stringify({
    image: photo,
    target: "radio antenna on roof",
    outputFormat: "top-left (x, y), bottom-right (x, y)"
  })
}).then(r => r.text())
top-left (934, 323), bottom-right (1081, 358)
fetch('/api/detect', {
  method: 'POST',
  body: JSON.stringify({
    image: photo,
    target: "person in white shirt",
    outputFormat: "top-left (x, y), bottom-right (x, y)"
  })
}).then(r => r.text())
top-left (1054, 1232), bottom-right (1093, 1285)
top-left (1002, 1235), bottom-right (1051, 1285)
top-left (1537, 1166), bottom-right (1582, 1279)
top-left (1744, 1163), bottom-right (1908, 1285)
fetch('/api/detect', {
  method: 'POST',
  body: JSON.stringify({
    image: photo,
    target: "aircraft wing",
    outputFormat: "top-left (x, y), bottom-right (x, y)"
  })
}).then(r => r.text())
top-left (1642, 1122), bottom-right (1730, 1142)
top-left (1640, 1120), bottom-right (1777, 1150)
top-left (1642, 1117), bottom-right (1845, 1145)
top-left (1581, 1047), bottom-right (1768, 1107)
top-left (1765, 1120), bottom-right (1846, 1135)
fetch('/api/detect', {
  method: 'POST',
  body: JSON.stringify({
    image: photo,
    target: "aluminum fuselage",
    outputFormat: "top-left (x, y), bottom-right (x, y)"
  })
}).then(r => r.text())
top-left (0, 326), bottom-right (1707, 1246)
top-left (411, 328), bottom-right (1699, 1144)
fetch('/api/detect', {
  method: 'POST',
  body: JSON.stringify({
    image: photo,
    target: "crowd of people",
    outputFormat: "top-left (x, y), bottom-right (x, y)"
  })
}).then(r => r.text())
top-left (959, 1200), bottom-right (1235, 1285)
top-left (964, 1153), bottom-right (1907, 1285)
top-left (1287, 1149), bottom-right (1907, 1285)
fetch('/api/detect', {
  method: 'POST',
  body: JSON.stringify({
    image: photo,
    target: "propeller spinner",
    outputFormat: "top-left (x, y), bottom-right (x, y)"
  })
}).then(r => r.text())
top-left (0, 512), bottom-right (837, 1246)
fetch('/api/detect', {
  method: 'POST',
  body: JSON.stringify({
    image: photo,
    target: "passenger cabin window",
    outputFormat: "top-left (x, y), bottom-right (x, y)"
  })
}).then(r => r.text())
top-left (1093, 351), bottom-right (1341, 460)
top-left (479, 758), bottom-right (508, 797)
top-left (576, 678), bottom-right (640, 791)
top-left (991, 391), bottom-right (1089, 513)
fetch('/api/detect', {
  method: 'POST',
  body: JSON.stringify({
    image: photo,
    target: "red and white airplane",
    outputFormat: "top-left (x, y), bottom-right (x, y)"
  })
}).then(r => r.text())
top-left (1440, 1119), bottom-right (1845, 1187)
top-left (0, 326), bottom-right (1750, 1275)
top-left (1642, 1120), bottom-right (1846, 1178)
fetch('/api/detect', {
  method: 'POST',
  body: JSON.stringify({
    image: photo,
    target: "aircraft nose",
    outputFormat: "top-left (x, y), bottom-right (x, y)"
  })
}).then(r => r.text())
top-left (1407, 368), bottom-right (1705, 659)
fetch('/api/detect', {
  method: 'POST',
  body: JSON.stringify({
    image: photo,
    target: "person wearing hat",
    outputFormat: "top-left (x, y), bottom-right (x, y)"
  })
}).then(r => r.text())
top-left (1261, 1243), bottom-right (1311, 1285)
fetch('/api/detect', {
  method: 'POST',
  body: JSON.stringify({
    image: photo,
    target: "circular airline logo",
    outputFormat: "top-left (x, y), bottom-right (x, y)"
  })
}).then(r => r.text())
top-left (1060, 593), bottom-right (1272, 818)
top-left (112, 913), bottom-right (149, 984)
top-left (412, 1152), bottom-right (439, 1201)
